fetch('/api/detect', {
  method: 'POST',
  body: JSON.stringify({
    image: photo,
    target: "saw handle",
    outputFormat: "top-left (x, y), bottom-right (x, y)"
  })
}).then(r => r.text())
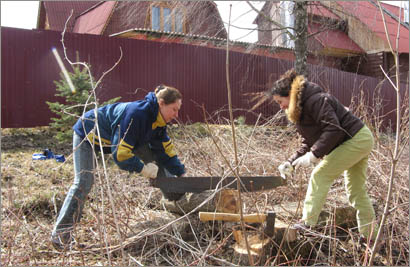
top-left (199, 212), bottom-right (267, 223)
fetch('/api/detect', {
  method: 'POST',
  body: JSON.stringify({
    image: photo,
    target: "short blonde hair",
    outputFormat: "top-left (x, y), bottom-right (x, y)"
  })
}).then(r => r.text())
top-left (155, 84), bottom-right (182, 105)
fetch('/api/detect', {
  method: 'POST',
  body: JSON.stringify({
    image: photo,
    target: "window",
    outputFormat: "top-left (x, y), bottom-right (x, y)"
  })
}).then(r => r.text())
top-left (152, 6), bottom-right (160, 30)
top-left (163, 7), bottom-right (172, 32)
top-left (150, 3), bottom-right (185, 33)
top-left (175, 10), bottom-right (183, 33)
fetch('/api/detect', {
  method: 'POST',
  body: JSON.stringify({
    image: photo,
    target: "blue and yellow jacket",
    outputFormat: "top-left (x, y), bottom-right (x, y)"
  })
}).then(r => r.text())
top-left (73, 92), bottom-right (185, 176)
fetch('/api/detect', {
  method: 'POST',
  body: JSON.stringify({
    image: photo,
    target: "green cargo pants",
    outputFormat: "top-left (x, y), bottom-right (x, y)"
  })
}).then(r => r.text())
top-left (302, 125), bottom-right (378, 239)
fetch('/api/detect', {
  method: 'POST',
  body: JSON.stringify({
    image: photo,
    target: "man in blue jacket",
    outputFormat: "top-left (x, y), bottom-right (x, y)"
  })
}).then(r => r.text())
top-left (51, 85), bottom-right (185, 250)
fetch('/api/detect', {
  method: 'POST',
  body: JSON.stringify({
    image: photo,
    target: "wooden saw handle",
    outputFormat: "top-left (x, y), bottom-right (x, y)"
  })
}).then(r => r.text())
top-left (199, 212), bottom-right (267, 223)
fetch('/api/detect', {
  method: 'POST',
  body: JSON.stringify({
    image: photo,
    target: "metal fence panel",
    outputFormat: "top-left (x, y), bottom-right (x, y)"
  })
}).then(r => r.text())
top-left (1, 27), bottom-right (407, 129)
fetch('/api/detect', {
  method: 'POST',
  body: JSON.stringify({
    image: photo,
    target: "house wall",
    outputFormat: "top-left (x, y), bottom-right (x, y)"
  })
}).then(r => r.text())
top-left (319, 2), bottom-right (408, 83)
top-left (386, 53), bottom-right (409, 84)
top-left (102, 1), bottom-right (226, 39)
top-left (256, 20), bottom-right (272, 46)
top-left (102, 1), bottom-right (149, 35)
top-left (2, 27), bottom-right (405, 130)
top-left (255, 1), bottom-right (357, 70)
top-left (255, 2), bottom-right (284, 47)
top-left (255, 2), bottom-right (273, 46)
top-left (348, 52), bottom-right (409, 83)
top-left (185, 2), bottom-right (227, 38)
top-left (269, 2), bottom-right (284, 47)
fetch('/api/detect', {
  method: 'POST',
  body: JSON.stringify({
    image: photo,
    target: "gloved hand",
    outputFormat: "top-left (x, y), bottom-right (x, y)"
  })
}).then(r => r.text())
top-left (140, 163), bottom-right (159, 179)
top-left (292, 152), bottom-right (319, 169)
top-left (278, 162), bottom-right (294, 179)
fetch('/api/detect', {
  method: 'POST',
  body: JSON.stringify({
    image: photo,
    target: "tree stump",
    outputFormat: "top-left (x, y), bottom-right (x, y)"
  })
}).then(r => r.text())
top-left (160, 189), bottom-right (240, 215)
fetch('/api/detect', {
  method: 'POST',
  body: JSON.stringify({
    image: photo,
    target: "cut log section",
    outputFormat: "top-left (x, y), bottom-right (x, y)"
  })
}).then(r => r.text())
top-left (215, 189), bottom-right (239, 213)
top-left (199, 212), bottom-right (297, 242)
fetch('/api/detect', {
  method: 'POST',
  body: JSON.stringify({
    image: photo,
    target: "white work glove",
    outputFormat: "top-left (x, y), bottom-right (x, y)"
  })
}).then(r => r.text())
top-left (292, 152), bottom-right (319, 169)
top-left (139, 163), bottom-right (159, 179)
top-left (278, 162), bottom-right (294, 179)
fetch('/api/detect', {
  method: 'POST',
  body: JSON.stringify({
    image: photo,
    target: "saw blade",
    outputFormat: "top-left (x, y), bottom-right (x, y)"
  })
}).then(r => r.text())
top-left (152, 176), bottom-right (285, 193)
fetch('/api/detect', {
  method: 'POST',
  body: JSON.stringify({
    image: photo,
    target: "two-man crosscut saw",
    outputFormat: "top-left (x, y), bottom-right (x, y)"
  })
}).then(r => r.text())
top-left (151, 175), bottom-right (285, 193)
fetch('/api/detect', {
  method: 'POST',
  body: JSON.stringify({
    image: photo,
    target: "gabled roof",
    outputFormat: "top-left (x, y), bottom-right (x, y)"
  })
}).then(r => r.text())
top-left (37, 1), bottom-right (100, 31)
top-left (38, 1), bottom-right (227, 39)
top-left (110, 27), bottom-right (295, 60)
top-left (254, 2), bottom-right (360, 55)
top-left (104, 1), bottom-right (226, 38)
top-left (308, 1), bottom-right (340, 20)
top-left (253, 1), bottom-right (408, 54)
top-left (309, 22), bottom-right (363, 56)
top-left (73, 1), bottom-right (117, 34)
top-left (253, 1), bottom-right (341, 24)
top-left (336, 1), bottom-right (409, 53)
top-left (308, 3), bottom-right (363, 56)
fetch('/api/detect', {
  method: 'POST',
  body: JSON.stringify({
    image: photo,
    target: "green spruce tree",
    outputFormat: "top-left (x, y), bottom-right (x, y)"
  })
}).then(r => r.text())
top-left (47, 65), bottom-right (120, 143)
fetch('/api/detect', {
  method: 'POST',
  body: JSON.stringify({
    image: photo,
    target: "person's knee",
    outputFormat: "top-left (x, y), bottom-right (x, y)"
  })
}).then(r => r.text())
top-left (72, 176), bottom-right (94, 196)
top-left (82, 178), bottom-right (94, 194)
top-left (346, 185), bottom-right (367, 202)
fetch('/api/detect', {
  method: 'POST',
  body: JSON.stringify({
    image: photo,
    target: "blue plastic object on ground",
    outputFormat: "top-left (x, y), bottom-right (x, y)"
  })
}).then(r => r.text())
top-left (43, 149), bottom-right (54, 159)
top-left (32, 153), bottom-right (47, 160)
top-left (32, 149), bottom-right (65, 162)
top-left (54, 155), bottom-right (66, 162)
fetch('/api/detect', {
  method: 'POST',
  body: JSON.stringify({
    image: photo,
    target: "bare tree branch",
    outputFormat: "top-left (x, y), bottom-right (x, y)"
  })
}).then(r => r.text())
top-left (368, 1), bottom-right (405, 265)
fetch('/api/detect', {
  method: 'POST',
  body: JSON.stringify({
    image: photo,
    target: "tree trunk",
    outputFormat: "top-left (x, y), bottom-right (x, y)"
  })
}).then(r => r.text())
top-left (293, 1), bottom-right (308, 76)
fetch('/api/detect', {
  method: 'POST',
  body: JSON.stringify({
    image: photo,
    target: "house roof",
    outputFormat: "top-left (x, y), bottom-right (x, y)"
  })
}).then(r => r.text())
top-left (73, 1), bottom-right (117, 34)
top-left (336, 1), bottom-right (409, 53)
top-left (38, 1), bottom-right (100, 31)
top-left (253, 2), bottom-right (361, 56)
top-left (100, 1), bottom-right (151, 36)
top-left (308, 1), bottom-right (340, 20)
top-left (105, 1), bottom-right (227, 38)
top-left (252, 1), bottom-right (273, 25)
top-left (40, 1), bottom-right (227, 39)
top-left (110, 27), bottom-right (294, 56)
top-left (253, 1), bottom-right (341, 24)
top-left (253, 1), bottom-right (408, 54)
top-left (309, 22), bottom-right (363, 56)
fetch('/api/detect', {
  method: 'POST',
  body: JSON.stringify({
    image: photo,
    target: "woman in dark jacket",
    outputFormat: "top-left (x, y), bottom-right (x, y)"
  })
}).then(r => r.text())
top-left (51, 85), bottom-right (185, 250)
top-left (268, 69), bottom-right (378, 240)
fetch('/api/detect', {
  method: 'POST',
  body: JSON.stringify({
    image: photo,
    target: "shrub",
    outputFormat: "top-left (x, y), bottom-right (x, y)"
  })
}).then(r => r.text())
top-left (47, 65), bottom-right (120, 143)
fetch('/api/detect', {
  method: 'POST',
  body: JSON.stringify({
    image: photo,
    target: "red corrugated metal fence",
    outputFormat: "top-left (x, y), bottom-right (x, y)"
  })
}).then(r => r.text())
top-left (1, 27), bottom-right (407, 129)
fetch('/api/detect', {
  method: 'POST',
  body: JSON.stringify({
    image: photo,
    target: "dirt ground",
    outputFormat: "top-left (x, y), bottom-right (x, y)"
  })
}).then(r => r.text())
top-left (1, 124), bottom-right (409, 266)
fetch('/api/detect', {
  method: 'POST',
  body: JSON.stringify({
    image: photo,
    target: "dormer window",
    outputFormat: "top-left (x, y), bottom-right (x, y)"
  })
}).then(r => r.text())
top-left (150, 3), bottom-right (186, 33)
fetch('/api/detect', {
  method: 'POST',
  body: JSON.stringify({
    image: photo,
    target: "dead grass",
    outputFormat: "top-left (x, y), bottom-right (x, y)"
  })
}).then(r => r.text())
top-left (1, 116), bottom-right (409, 266)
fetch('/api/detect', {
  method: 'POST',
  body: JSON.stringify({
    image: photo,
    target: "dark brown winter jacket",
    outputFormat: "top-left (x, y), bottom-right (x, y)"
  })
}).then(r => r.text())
top-left (286, 75), bottom-right (364, 163)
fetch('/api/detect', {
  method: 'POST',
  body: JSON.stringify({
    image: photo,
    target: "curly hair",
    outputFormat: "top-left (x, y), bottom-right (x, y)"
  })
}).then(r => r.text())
top-left (249, 68), bottom-right (299, 110)
top-left (268, 68), bottom-right (298, 97)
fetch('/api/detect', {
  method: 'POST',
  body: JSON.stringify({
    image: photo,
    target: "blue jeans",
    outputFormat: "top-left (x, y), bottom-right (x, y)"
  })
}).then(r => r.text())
top-left (52, 133), bottom-right (182, 238)
top-left (52, 133), bottom-right (94, 238)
